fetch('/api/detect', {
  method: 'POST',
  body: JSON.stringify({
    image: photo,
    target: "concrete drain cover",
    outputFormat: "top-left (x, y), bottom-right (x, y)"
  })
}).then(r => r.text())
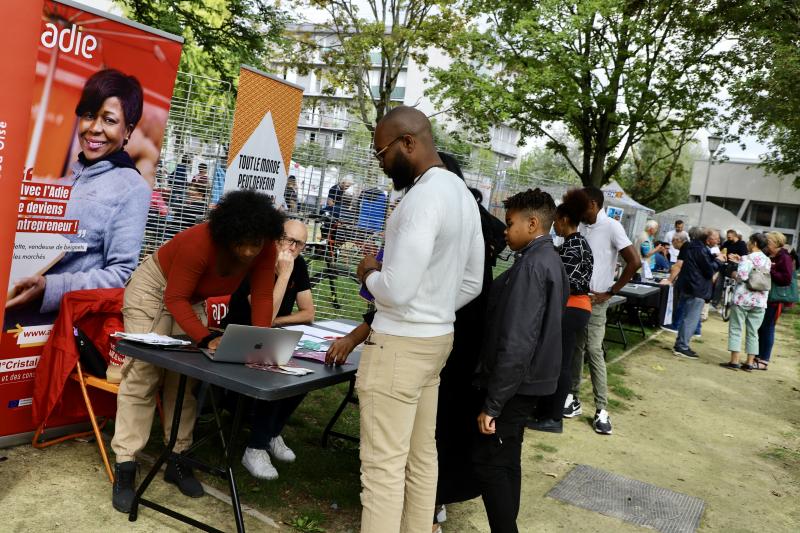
top-left (547, 464), bottom-right (705, 533)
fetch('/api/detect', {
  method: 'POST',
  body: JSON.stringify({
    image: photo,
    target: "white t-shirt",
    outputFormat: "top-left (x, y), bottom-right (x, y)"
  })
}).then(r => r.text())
top-left (366, 167), bottom-right (485, 337)
top-left (579, 209), bottom-right (633, 293)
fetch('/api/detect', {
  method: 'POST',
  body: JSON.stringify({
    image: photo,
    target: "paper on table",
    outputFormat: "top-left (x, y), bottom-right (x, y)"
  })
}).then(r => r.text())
top-left (293, 350), bottom-right (353, 365)
top-left (313, 320), bottom-right (358, 334)
top-left (297, 335), bottom-right (330, 351)
top-left (112, 332), bottom-right (190, 346)
top-left (283, 324), bottom-right (343, 339)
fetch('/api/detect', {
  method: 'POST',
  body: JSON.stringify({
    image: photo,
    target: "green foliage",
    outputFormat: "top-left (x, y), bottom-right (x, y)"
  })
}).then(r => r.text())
top-left (617, 132), bottom-right (702, 212)
top-left (431, 0), bottom-right (727, 187)
top-left (721, 1), bottom-right (800, 183)
top-left (534, 442), bottom-right (558, 453)
top-left (116, 0), bottom-right (289, 85)
top-left (466, 147), bottom-right (498, 173)
top-left (287, 515), bottom-right (326, 532)
top-left (291, 1), bottom-right (461, 128)
top-left (293, 141), bottom-right (327, 168)
top-left (518, 145), bottom-right (581, 185)
top-left (431, 119), bottom-right (473, 161)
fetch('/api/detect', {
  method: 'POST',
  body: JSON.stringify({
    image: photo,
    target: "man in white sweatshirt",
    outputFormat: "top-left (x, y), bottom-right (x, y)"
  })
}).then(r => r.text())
top-left (355, 106), bottom-right (485, 533)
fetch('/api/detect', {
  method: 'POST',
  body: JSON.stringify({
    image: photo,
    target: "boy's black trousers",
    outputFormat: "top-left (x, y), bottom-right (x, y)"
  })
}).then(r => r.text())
top-left (473, 393), bottom-right (537, 533)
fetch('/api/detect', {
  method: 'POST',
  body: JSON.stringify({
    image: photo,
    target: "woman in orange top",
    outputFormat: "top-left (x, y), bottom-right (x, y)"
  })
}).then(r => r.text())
top-left (110, 189), bottom-right (284, 514)
top-left (528, 188), bottom-right (594, 433)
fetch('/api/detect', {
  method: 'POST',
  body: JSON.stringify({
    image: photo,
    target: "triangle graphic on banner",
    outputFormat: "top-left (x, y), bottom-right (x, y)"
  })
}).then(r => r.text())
top-left (224, 111), bottom-right (287, 207)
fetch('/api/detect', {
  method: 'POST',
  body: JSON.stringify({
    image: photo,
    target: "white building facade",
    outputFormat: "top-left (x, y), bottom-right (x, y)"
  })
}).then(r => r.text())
top-left (690, 158), bottom-right (800, 245)
top-left (275, 24), bottom-right (521, 163)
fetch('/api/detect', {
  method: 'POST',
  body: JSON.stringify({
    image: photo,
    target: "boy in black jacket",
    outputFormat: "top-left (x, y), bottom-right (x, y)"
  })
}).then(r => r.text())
top-left (474, 188), bottom-right (569, 533)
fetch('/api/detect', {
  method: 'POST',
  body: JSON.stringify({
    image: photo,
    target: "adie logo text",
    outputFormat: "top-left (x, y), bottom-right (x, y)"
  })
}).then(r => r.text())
top-left (41, 23), bottom-right (98, 59)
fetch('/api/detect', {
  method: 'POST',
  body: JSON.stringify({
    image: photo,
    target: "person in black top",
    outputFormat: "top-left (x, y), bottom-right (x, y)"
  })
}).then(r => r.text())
top-left (529, 188), bottom-right (594, 433)
top-left (323, 177), bottom-right (353, 219)
top-left (223, 219), bottom-right (315, 480)
top-left (284, 175), bottom-right (299, 212)
top-left (721, 229), bottom-right (748, 258)
top-left (713, 229), bottom-right (748, 305)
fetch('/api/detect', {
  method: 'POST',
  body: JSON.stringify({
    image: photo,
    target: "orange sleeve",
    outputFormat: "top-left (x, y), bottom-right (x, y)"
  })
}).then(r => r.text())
top-left (248, 241), bottom-right (277, 327)
top-left (163, 236), bottom-right (213, 342)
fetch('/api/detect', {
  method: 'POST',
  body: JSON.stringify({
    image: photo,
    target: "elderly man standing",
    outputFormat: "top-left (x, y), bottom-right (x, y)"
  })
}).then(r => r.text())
top-left (355, 106), bottom-right (484, 533)
top-left (672, 227), bottom-right (726, 359)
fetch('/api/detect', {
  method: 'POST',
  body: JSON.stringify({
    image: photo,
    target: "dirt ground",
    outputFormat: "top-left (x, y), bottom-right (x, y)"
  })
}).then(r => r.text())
top-left (1, 312), bottom-right (797, 532)
top-left (446, 313), bottom-right (800, 532)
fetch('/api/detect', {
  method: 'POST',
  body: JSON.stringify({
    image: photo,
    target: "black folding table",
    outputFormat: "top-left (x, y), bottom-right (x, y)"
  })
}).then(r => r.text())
top-left (617, 283), bottom-right (662, 337)
top-left (114, 322), bottom-right (360, 533)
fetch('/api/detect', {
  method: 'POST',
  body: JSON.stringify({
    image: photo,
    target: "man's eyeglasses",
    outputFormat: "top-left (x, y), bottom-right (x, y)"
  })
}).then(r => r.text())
top-left (373, 134), bottom-right (409, 161)
top-left (280, 236), bottom-right (306, 251)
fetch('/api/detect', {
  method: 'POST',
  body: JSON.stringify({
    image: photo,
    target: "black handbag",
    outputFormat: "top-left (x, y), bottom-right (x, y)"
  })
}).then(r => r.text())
top-left (74, 326), bottom-right (107, 379)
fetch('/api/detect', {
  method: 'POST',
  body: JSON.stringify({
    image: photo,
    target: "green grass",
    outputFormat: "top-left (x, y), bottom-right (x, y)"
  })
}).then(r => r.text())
top-left (134, 381), bottom-right (363, 530)
top-left (534, 443), bottom-right (558, 453)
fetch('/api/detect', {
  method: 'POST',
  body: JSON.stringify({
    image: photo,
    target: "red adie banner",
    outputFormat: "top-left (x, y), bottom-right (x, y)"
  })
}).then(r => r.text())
top-left (0, 0), bottom-right (183, 441)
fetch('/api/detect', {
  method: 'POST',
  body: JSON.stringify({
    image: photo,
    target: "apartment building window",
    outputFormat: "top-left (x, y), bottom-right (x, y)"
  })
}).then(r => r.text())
top-left (775, 205), bottom-right (799, 230)
top-left (746, 202), bottom-right (773, 227)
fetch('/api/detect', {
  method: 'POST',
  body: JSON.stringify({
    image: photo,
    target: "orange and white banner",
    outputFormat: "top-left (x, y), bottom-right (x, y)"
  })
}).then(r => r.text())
top-left (0, 0), bottom-right (43, 329)
top-left (223, 66), bottom-right (304, 206)
top-left (0, 0), bottom-right (183, 441)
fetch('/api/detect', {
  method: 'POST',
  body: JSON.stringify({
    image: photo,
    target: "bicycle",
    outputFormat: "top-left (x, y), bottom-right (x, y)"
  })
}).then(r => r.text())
top-left (719, 276), bottom-right (736, 322)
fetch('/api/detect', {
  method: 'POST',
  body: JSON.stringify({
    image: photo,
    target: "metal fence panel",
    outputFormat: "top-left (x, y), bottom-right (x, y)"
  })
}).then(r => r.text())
top-left (143, 73), bottom-right (575, 322)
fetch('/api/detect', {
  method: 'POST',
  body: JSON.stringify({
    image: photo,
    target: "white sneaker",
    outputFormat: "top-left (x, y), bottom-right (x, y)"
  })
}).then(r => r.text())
top-left (435, 505), bottom-right (447, 523)
top-left (241, 448), bottom-right (278, 480)
top-left (563, 394), bottom-right (574, 409)
top-left (268, 435), bottom-right (296, 463)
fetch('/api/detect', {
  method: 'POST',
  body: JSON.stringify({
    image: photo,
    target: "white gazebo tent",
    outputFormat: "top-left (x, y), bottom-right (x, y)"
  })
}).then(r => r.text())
top-left (601, 180), bottom-right (655, 240)
top-left (657, 202), bottom-right (754, 238)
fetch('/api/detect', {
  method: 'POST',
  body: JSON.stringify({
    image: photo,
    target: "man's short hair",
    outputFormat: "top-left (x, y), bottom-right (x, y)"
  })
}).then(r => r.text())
top-left (675, 219), bottom-right (684, 226)
top-left (688, 226), bottom-right (705, 241)
top-left (672, 232), bottom-right (689, 244)
top-left (503, 188), bottom-right (556, 230)
top-left (583, 186), bottom-right (604, 208)
top-left (198, 163), bottom-right (208, 171)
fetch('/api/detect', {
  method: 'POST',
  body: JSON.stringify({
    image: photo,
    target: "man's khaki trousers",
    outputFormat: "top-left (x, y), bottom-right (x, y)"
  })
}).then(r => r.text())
top-left (357, 331), bottom-right (453, 533)
top-left (110, 254), bottom-right (206, 463)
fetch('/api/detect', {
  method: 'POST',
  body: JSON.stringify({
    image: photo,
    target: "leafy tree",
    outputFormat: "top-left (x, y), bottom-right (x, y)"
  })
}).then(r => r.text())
top-left (617, 131), bottom-right (701, 212)
top-left (291, 1), bottom-right (459, 129)
top-left (292, 140), bottom-right (326, 168)
top-left (720, 0), bottom-right (800, 183)
top-left (431, 119), bottom-right (472, 161)
top-left (518, 143), bottom-right (582, 185)
top-left (116, 0), bottom-right (289, 85)
top-left (430, 0), bottom-right (727, 188)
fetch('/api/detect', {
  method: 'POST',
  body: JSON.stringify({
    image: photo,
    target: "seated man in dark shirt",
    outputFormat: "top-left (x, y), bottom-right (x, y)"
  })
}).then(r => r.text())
top-left (223, 219), bottom-right (315, 480)
top-left (721, 229), bottom-right (748, 258)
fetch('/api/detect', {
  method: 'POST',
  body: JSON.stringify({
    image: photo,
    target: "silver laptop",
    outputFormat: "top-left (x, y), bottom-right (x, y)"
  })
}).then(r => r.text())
top-left (202, 324), bottom-right (302, 365)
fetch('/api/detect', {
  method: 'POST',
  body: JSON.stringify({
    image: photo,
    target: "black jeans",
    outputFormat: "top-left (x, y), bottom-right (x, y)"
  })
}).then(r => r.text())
top-left (473, 394), bottom-right (537, 533)
top-left (248, 394), bottom-right (307, 449)
top-left (534, 306), bottom-right (591, 421)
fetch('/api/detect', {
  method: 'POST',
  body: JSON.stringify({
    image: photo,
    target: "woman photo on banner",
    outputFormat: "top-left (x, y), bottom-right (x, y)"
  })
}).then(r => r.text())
top-left (5, 69), bottom-right (151, 324)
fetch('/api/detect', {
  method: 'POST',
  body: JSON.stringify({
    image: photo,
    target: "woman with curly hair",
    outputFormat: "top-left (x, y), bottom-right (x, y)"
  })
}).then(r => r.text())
top-left (110, 189), bottom-right (285, 513)
top-left (528, 188), bottom-right (593, 433)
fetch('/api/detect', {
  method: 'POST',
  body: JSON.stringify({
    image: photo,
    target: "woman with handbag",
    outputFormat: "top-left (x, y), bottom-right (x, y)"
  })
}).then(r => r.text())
top-left (754, 231), bottom-right (796, 370)
top-left (719, 233), bottom-right (771, 371)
